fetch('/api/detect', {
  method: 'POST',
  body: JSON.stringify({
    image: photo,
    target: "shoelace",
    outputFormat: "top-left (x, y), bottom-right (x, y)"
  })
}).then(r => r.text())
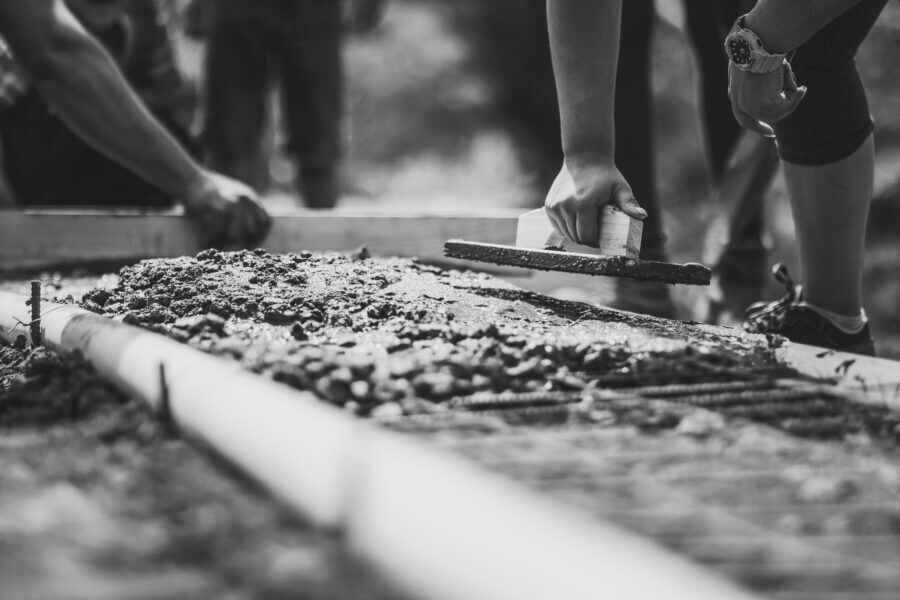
top-left (743, 263), bottom-right (802, 332)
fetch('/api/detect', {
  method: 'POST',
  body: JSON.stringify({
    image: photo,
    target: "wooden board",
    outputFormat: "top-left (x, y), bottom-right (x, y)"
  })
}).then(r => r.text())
top-left (515, 206), bottom-right (643, 259)
top-left (444, 240), bottom-right (712, 286)
top-left (0, 209), bottom-right (522, 272)
top-left (778, 343), bottom-right (900, 409)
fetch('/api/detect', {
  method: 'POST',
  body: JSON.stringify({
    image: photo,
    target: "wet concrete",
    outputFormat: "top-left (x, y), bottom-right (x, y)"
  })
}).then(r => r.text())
top-left (76, 248), bottom-right (769, 416)
top-left (4, 250), bottom-right (900, 600)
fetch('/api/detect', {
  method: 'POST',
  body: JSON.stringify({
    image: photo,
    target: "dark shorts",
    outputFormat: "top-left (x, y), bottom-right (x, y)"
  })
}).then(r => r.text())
top-left (203, 0), bottom-right (342, 170)
top-left (774, 0), bottom-right (888, 165)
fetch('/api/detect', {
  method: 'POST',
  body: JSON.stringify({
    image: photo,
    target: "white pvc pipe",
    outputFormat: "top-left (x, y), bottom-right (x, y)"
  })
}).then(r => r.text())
top-left (0, 291), bottom-right (762, 600)
top-left (0, 291), bottom-right (356, 527)
top-left (347, 432), bottom-right (762, 600)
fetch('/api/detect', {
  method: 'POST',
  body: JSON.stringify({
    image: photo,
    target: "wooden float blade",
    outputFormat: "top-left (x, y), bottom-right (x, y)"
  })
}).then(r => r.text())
top-left (444, 240), bottom-right (711, 286)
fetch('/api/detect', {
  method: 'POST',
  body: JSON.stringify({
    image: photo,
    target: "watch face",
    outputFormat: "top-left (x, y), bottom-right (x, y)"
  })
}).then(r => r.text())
top-left (728, 37), bottom-right (753, 66)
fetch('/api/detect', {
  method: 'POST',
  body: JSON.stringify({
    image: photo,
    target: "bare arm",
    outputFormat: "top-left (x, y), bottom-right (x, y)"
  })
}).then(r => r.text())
top-left (547, 0), bottom-right (621, 159)
top-left (0, 0), bottom-right (204, 198)
top-left (0, 0), bottom-right (270, 246)
top-left (746, 0), bottom-right (864, 53)
top-left (544, 0), bottom-right (645, 247)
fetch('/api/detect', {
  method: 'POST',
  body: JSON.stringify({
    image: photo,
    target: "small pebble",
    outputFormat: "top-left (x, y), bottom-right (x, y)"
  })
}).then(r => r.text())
top-left (371, 402), bottom-right (403, 419)
top-left (676, 411), bottom-right (726, 438)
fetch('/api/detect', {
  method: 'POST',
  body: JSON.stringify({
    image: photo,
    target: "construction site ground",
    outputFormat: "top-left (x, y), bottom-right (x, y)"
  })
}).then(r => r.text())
top-left (2, 2), bottom-right (900, 597)
top-left (2, 252), bottom-right (899, 599)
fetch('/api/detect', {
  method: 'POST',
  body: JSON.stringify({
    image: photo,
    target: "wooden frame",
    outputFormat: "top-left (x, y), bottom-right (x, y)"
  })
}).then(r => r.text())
top-left (778, 343), bottom-right (900, 409)
top-left (0, 208), bottom-right (523, 272)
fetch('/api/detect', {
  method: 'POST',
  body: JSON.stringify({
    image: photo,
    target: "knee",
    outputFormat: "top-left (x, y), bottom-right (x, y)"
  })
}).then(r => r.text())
top-left (774, 59), bottom-right (872, 166)
top-left (772, 0), bottom-right (886, 165)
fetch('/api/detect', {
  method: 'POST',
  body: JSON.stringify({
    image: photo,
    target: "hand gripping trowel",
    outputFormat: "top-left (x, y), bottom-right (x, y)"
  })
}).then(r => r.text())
top-left (444, 206), bottom-right (711, 286)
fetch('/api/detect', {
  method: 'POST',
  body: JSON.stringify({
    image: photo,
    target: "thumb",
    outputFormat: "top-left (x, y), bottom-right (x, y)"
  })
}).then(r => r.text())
top-left (613, 182), bottom-right (647, 220)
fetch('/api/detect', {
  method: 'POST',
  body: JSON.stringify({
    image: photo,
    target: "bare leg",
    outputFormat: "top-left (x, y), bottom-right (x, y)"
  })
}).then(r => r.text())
top-left (782, 134), bottom-right (873, 316)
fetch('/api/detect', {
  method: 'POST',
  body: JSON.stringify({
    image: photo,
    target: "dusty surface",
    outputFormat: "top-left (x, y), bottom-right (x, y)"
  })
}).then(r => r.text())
top-left (0, 345), bottom-right (407, 600)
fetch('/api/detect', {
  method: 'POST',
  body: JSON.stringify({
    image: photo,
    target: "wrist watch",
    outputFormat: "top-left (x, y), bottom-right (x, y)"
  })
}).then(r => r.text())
top-left (724, 15), bottom-right (787, 74)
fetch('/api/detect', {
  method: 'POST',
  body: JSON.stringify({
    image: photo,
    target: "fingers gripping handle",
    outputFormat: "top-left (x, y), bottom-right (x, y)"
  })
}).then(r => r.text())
top-left (516, 206), bottom-right (642, 259)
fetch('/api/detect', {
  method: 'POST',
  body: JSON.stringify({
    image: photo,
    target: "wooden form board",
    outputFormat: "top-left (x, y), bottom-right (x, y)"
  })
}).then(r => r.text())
top-left (779, 343), bottom-right (900, 410)
top-left (0, 209), bottom-right (521, 272)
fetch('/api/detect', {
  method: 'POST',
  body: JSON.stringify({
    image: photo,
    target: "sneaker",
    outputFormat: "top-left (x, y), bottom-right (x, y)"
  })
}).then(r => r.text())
top-left (300, 167), bottom-right (339, 209)
top-left (698, 233), bottom-right (769, 326)
top-left (716, 240), bottom-right (769, 291)
top-left (607, 277), bottom-right (679, 320)
top-left (569, 275), bottom-right (678, 319)
top-left (743, 264), bottom-right (875, 356)
top-left (699, 275), bottom-right (763, 326)
top-left (701, 244), bottom-right (767, 325)
top-left (600, 244), bottom-right (679, 319)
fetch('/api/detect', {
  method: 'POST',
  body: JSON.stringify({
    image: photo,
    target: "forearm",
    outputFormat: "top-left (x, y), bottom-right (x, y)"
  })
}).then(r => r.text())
top-left (746, 0), bottom-right (864, 53)
top-left (547, 0), bottom-right (621, 159)
top-left (5, 5), bottom-right (205, 198)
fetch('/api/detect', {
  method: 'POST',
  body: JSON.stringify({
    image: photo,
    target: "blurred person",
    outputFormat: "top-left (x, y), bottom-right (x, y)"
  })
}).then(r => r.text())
top-left (196, 0), bottom-right (385, 209)
top-left (726, 0), bottom-right (887, 355)
top-left (0, 0), bottom-right (197, 208)
top-left (700, 128), bottom-right (780, 324)
top-left (0, 0), bottom-right (269, 247)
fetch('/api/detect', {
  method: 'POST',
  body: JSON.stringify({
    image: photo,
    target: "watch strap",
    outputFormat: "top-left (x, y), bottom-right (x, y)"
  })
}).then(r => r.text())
top-left (750, 54), bottom-right (786, 74)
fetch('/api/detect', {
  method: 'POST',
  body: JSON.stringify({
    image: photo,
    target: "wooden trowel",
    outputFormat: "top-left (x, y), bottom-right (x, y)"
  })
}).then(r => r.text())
top-left (444, 206), bottom-right (711, 286)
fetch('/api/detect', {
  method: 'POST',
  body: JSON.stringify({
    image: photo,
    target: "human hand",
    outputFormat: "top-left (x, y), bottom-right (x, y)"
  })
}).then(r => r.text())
top-left (181, 172), bottom-right (272, 248)
top-left (344, 0), bottom-right (386, 34)
top-left (544, 154), bottom-right (646, 247)
top-left (728, 60), bottom-right (806, 138)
